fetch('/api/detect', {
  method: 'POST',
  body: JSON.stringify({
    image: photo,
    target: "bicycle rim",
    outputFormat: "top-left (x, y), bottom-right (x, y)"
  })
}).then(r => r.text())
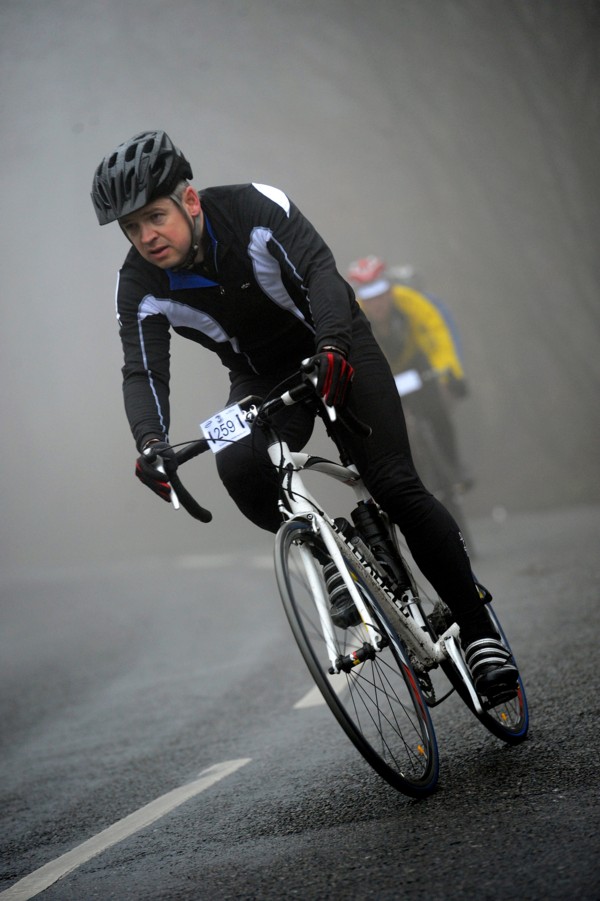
top-left (275, 520), bottom-right (439, 797)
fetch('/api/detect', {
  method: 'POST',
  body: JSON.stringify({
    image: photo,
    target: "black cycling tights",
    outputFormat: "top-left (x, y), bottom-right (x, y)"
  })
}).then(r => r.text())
top-left (216, 327), bottom-right (488, 635)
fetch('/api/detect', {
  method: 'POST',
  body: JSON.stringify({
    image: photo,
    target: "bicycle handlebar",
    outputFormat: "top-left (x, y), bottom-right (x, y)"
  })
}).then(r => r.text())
top-left (158, 372), bottom-right (372, 523)
top-left (168, 470), bottom-right (213, 522)
top-left (170, 438), bottom-right (213, 522)
top-left (258, 380), bottom-right (372, 439)
top-left (145, 438), bottom-right (213, 523)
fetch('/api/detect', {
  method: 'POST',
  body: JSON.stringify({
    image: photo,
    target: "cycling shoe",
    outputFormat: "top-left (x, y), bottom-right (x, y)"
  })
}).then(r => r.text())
top-left (464, 637), bottom-right (519, 704)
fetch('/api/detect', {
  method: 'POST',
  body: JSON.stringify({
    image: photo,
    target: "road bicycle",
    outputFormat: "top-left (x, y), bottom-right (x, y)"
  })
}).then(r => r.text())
top-left (394, 367), bottom-right (473, 549)
top-left (158, 372), bottom-right (528, 797)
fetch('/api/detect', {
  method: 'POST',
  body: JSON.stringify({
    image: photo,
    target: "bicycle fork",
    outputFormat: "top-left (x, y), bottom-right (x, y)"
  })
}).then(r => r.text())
top-left (296, 514), bottom-right (385, 672)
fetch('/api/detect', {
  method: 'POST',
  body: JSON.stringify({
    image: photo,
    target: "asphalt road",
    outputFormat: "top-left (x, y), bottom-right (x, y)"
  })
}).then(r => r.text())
top-left (1, 504), bottom-right (599, 900)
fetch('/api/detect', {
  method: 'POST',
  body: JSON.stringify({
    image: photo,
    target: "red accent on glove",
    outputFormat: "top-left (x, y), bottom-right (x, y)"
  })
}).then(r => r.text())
top-left (306, 351), bottom-right (354, 407)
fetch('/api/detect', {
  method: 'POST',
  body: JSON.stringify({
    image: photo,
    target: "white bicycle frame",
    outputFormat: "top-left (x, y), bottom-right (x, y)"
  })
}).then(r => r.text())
top-left (266, 434), bottom-right (484, 712)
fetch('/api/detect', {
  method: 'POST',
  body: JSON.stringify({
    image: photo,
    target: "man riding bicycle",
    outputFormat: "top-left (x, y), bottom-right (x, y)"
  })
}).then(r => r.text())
top-left (91, 130), bottom-right (518, 703)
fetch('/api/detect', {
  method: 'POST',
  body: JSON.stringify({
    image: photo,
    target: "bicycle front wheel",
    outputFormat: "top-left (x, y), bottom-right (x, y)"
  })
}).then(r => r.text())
top-left (275, 520), bottom-right (439, 797)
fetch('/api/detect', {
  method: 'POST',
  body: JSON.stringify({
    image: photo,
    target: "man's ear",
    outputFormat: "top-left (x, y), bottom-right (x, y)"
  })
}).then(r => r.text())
top-left (182, 185), bottom-right (201, 217)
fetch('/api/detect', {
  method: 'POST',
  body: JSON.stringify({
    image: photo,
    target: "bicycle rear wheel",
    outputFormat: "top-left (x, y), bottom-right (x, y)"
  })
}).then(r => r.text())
top-left (275, 520), bottom-right (439, 797)
top-left (389, 525), bottom-right (528, 744)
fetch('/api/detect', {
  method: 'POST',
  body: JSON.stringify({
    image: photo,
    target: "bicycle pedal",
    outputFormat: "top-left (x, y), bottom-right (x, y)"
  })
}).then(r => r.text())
top-left (482, 684), bottom-right (519, 709)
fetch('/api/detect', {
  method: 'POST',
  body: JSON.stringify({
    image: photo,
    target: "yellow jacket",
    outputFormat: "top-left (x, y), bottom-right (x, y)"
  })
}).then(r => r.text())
top-left (365, 285), bottom-right (466, 382)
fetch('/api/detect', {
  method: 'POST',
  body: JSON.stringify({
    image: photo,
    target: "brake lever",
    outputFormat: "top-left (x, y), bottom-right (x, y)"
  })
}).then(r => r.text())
top-left (300, 363), bottom-right (371, 435)
top-left (300, 364), bottom-right (337, 422)
top-left (156, 460), bottom-right (180, 510)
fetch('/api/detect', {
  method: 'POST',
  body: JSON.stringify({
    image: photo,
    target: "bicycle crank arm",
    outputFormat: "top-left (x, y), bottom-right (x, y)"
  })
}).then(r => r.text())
top-left (442, 633), bottom-right (484, 714)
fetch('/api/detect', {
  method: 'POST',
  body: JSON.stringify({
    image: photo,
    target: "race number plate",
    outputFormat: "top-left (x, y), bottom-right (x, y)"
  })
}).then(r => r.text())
top-left (199, 403), bottom-right (251, 453)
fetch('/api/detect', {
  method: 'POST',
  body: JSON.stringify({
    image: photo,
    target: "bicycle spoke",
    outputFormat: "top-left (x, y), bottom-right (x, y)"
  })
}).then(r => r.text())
top-left (343, 665), bottom-right (429, 775)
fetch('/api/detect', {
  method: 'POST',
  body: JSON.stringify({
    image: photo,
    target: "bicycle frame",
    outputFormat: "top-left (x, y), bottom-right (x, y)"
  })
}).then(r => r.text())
top-left (264, 430), bottom-right (483, 710)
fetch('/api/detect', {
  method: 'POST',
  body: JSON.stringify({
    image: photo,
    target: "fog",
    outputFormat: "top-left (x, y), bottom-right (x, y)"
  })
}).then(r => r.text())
top-left (1, 0), bottom-right (599, 577)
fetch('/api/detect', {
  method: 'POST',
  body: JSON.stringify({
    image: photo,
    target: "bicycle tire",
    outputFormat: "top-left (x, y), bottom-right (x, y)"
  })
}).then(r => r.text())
top-left (275, 520), bottom-right (439, 797)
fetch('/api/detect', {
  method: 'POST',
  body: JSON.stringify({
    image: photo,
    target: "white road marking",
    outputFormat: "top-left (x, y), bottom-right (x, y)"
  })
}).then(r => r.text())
top-left (294, 673), bottom-right (352, 709)
top-left (0, 758), bottom-right (251, 901)
top-left (294, 685), bottom-right (325, 708)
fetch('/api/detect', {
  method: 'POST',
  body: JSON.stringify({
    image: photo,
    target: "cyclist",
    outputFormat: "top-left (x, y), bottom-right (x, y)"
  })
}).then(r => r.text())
top-left (347, 256), bottom-right (472, 488)
top-left (91, 130), bottom-right (518, 702)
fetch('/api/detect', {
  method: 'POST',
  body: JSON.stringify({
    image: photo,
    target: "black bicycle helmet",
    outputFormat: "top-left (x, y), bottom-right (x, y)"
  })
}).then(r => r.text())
top-left (91, 130), bottom-right (193, 225)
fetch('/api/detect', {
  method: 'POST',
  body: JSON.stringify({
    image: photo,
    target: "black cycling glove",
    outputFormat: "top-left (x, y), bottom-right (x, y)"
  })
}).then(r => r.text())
top-left (135, 440), bottom-right (177, 502)
top-left (448, 374), bottom-right (469, 399)
top-left (302, 347), bottom-right (354, 407)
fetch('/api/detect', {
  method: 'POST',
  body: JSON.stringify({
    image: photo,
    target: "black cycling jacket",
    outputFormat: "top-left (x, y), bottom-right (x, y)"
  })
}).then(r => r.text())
top-left (115, 182), bottom-right (364, 449)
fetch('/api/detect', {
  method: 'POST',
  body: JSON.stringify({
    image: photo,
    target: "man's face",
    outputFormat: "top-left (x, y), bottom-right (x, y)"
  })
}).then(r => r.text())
top-left (120, 189), bottom-right (201, 269)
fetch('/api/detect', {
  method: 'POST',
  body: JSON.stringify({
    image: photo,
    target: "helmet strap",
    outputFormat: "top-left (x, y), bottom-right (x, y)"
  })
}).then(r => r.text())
top-left (169, 191), bottom-right (201, 270)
